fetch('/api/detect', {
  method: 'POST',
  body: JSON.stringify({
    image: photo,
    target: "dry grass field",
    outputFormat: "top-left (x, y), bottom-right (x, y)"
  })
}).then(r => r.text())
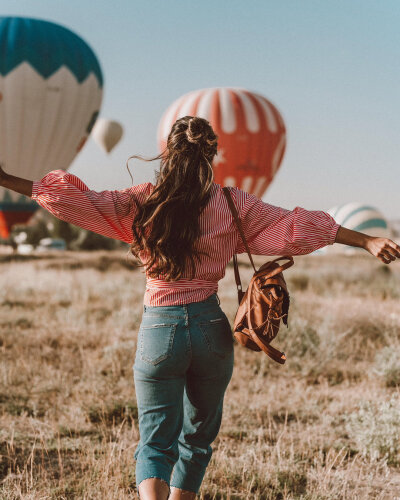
top-left (0, 249), bottom-right (399, 499)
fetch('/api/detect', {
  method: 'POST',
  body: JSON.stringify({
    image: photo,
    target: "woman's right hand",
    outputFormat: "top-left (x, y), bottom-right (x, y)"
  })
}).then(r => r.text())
top-left (364, 236), bottom-right (400, 264)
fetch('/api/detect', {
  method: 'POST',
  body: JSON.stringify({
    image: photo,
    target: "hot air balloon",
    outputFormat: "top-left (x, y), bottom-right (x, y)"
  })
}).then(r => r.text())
top-left (0, 17), bottom-right (103, 239)
top-left (330, 203), bottom-right (391, 237)
top-left (91, 118), bottom-right (123, 153)
top-left (157, 87), bottom-right (286, 198)
top-left (327, 202), bottom-right (392, 254)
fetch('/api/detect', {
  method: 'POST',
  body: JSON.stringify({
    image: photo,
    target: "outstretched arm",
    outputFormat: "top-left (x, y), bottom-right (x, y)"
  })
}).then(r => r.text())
top-left (0, 165), bottom-right (33, 197)
top-left (0, 165), bottom-right (153, 243)
top-left (334, 226), bottom-right (400, 264)
top-left (230, 187), bottom-right (400, 264)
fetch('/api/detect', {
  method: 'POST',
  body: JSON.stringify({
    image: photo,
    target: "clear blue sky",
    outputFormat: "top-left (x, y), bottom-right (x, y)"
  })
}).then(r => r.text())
top-left (3, 0), bottom-right (400, 219)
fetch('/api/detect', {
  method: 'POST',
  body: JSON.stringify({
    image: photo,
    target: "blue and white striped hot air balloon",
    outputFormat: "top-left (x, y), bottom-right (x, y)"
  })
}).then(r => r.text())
top-left (311, 203), bottom-right (392, 256)
top-left (328, 202), bottom-right (392, 254)
top-left (330, 203), bottom-right (391, 236)
top-left (0, 17), bottom-right (103, 238)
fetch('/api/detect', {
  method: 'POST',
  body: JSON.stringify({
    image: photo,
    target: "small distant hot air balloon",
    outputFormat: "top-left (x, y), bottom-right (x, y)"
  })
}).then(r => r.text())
top-left (0, 17), bottom-right (103, 238)
top-left (157, 87), bottom-right (286, 198)
top-left (91, 118), bottom-right (123, 153)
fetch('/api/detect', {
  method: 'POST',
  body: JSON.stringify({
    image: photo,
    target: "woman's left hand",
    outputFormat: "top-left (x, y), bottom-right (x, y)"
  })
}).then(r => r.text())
top-left (364, 237), bottom-right (400, 264)
top-left (335, 226), bottom-right (400, 264)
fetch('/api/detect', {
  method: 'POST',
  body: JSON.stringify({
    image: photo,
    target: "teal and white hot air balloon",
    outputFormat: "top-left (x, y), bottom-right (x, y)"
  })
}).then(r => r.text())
top-left (330, 203), bottom-right (391, 236)
top-left (0, 17), bottom-right (103, 238)
top-left (311, 203), bottom-right (392, 256)
top-left (328, 202), bottom-right (392, 254)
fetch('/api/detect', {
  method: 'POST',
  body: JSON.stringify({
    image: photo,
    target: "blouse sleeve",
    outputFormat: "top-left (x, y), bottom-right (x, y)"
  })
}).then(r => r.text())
top-left (230, 187), bottom-right (340, 256)
top-left (31, 169), bottom-right (153, 243)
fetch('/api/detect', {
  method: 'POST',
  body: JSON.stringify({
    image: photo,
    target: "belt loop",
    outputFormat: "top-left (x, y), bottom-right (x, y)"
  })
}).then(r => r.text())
top-left (215, 293), bottom-right (221, 305)
top-left (143, 304), bottom-right (147, 313)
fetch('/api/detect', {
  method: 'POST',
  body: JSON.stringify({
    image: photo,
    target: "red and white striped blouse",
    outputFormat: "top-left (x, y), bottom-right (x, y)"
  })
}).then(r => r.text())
top-left (31, 170), bottom-right (340, 306)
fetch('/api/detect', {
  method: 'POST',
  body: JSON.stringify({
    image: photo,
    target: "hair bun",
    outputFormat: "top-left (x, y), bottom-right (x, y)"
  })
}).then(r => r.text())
top-left (167, 115), bottom-right (218, 161)
top-left (186, 117), bottom-right (204, 145)
top-left (186, 117), bottom-right (218, 156)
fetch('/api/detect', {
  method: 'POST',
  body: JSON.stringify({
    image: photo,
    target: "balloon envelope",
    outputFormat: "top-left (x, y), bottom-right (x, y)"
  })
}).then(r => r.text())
top-left (157, 87), bottom-right (286, 198)
top-left (330, 202), bottom-right (391, 237)
top-left (0, 17), bottom-right (103, 238)
top-left (327, 202), bottom-right (392, 254)
top-left (92, 118), bottom-right (123, 153)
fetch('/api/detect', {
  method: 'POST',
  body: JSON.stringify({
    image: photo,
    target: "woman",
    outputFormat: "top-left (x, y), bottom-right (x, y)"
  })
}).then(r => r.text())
top-left (0, 116), bottom-right (399, 500)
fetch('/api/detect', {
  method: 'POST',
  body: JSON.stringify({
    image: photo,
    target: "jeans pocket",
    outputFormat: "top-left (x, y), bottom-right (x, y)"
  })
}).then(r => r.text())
top-left (139, 323), bottom-right (177, 365)
top-left (198, 316), bottom-right (233, 359)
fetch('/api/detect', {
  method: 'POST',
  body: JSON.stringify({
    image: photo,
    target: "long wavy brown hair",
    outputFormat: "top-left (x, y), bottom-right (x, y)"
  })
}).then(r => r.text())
top-left (127, 116), bottom-right (218, 281)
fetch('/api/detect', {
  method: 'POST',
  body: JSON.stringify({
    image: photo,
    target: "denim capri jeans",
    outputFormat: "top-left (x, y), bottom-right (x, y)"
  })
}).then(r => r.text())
top-left (133, 293), bottom-right (234, 494)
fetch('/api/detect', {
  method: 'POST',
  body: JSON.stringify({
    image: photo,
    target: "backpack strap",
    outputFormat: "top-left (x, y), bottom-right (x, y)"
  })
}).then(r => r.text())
top-left (257, 256), bottom-right (294, 280)
top-left (222, 187), bottom-right (257, 274)
top-left (232, 253), bottom-right (245, 304)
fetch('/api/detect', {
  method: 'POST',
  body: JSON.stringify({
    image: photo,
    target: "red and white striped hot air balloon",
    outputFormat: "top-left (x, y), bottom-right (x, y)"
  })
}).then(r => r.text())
top-left (157, 87), bottom-right (286, 198)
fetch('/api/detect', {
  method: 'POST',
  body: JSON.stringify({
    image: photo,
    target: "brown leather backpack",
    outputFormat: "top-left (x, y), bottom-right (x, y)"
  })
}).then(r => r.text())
top-left (223, 187), bottom-right (294, 365)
